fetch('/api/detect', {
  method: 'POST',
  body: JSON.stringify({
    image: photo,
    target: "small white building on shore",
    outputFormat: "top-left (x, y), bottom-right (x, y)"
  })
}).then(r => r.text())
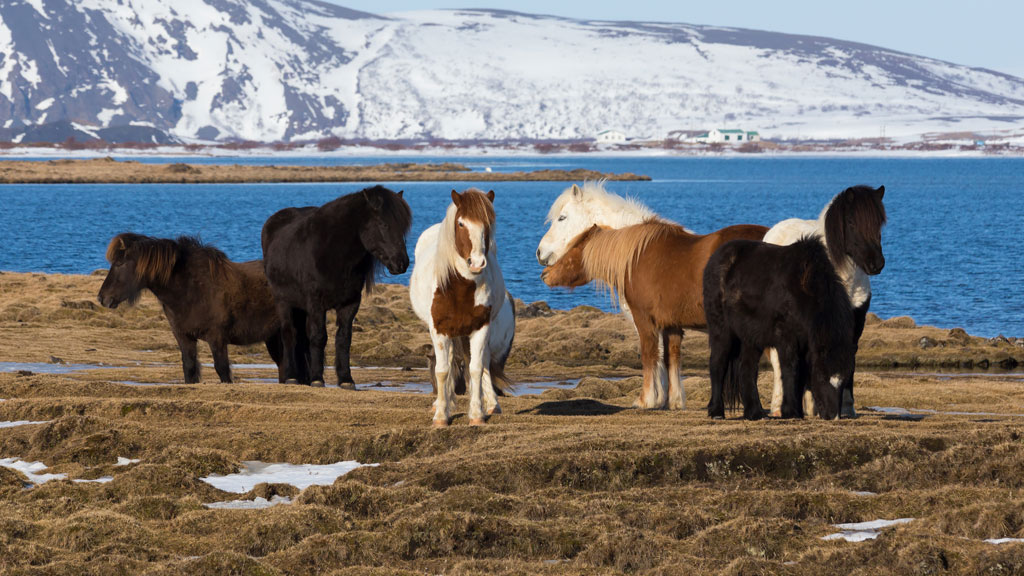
top-left (695, 129), bottom-right (760, 144)
top-left (594, 129), bottom-right (627, 144)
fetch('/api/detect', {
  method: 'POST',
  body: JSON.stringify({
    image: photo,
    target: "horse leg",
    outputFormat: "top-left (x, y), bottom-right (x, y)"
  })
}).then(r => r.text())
top-left (653, 329), bottom-right (668, 408)
top-left (431, 333), bottom-right (454, 427)
top-left (666, 329), bottom-right (685, 410)
top-left (467, 327), bottom-right (490, 426)
top-left (334, 300), bottom-right (361, 390)
top-left (633, 317), bottom-right (661, 410)
top-left (305, 308), bottom-right (328, 386)
top-left (208, 337), bottom-right (232, 383)
top-left (276, 303), bottom-right (298, 383)
top-left (175, 332), bottom-right (200, 384)
top-left (841, 300), bottom-right (870, 418)
top-left (778, 345), bottom-right (802, 418)
top-left (265, 332), bottom-right (284, 383)
top-left (768, 348), bottom-right (784, 417)
top-left (707, 332), bottom-right (733, 419)
top-left (739, 345), bottom-right (765, 420)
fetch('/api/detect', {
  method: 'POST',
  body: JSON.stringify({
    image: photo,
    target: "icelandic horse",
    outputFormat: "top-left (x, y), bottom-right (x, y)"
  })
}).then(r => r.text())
top-left (410, 189), bottom-right (515, 427)
top-left (763, 185), bottom-right (887, 418)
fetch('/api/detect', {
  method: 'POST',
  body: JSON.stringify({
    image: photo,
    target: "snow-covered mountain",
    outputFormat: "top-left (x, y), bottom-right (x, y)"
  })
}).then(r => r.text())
top-left (2, 0), bottom-right (1023, 143)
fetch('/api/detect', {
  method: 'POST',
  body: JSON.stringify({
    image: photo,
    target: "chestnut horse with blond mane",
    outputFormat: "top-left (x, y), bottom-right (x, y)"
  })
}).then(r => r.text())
top-left (540, 184), bottom-right (767, 410)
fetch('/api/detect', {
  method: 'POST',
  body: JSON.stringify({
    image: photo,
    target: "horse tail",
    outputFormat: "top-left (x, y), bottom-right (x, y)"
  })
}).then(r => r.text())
top-left (722, 352), bottom-right (743, 410)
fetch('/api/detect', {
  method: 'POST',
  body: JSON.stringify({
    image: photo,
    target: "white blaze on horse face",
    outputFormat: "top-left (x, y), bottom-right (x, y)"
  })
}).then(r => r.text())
top-left (460, 217), bottom-right (488, 275)
top-left (537, 198), bottom-right (591, 266)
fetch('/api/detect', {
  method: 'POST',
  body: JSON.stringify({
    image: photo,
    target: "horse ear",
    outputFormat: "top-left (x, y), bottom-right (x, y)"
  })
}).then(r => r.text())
top-left (571, 183), bottom-right (582, 198)
top-left (451, 189), bottom-right (461, 206)
top-left (876, 185), bottom-right (885, 199)
top-left (363, 189), bottom-right (383, 212)
top-left (486, 190), bottom-right (495, 202)
top-left (397, 190), bottom-right (404, 198)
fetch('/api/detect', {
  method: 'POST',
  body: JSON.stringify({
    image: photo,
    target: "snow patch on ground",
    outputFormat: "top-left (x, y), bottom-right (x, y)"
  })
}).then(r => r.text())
top-left (35, 97), bottom-right (54, 110)
top-left (0, 458), bottom-right (67, 485)
top-left (200, 461), bottom-right (376, 493)
top-left (73, 476), bottom-right (114, 484)
top-left (0, 420), bottom-right (50, 429)
top-left (115, 457), bottom-right (140, 466)
top-left (822, 518), bottom-right (914, 542)
top-left (205, 495), bottom-right (292, 509)
top-left (985, 538), bottom-right (1024, 545)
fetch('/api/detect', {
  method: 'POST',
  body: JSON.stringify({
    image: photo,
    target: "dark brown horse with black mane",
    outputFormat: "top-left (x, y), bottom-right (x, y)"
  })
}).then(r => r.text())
top-left (261, 185), bottom-right (412, 387)
top-left (98, 233), bottom-right (285, 383)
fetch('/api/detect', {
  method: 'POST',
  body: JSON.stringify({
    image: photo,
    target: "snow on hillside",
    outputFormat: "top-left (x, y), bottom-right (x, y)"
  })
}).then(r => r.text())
top-left (0, 0), bottom-right (1022, 143)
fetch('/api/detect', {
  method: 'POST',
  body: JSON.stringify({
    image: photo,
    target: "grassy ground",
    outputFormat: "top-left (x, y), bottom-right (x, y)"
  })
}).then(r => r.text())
top-left (1, 273), bottom-right (1023, 575)
top-left (0, 158), bottom-right (649, 183)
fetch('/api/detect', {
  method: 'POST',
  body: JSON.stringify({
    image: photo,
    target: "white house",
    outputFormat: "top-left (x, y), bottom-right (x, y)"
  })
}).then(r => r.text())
top-left (695, 129), bottom-right (760, 144)
top-left (594, 129), bottom-right (626, 143)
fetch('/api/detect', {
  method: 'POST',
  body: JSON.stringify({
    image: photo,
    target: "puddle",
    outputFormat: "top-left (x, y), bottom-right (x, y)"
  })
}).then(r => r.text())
top-left (822, 518), bottom-right (914, 542)
top-left (200, 460), bottom-right (376, 493)
top-left (866, 406), bottom-right (1024, 418)
top-left (205, 495), bottom-right (292, 510)
top-left (985, 538), bottom-right (1024, 545)
top-left (0, 458), bottom-right (67, 485)
top-left (116, 457), bottom-right (140, 466)
top-left (511, 379), bottom-right (581, 396)
top-left (356, 380), bottom-right (431, 394)
top-left (878, 371), bottom-right (1024, 382)
top-left (73, 476), bottom-right (114, 484)
top-left (0, 362), bottom-right (105, 374)
top-left (115, 380), bottom-right (170, 387)
top-left (0, 420), bottom-right (50, 428)
top-left (205, 363), bottom-right (278, 370)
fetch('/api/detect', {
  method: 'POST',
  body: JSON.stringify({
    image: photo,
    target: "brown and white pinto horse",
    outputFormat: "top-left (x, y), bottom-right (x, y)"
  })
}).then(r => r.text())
top-left (410, 189), bottom-right (515, 427)
top-left (542, 219), bottom-right (768, 409)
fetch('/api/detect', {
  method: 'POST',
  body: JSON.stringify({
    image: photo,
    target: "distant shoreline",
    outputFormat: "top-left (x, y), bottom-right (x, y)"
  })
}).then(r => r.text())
top-left (0, 158), bottom-right (649, 184)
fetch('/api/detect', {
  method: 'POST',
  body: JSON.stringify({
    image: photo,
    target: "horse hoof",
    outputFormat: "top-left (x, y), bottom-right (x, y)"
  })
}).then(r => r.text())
top-left (338, 381), bottom-right (356, 391)
top-left (486, 405), bottom-right (502, 416)
top-left (285, 378), bottom-right (299, 385)
top-left (310, 380), bottom-right (325, 388)
top-left (432, 419), bottom-right (450, 429)
top-left (469, 418), bottom-right (486, 426)
top-left (711, 415), bottom-right (725, 421)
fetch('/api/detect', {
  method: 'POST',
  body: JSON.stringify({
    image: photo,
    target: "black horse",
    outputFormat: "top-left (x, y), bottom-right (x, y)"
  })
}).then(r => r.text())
top-left (261, 185), bottom-right (412, 386)
top-left (703, 237), bottom-right (856, 420)
top-left (98, 233), bottom-right (284, 383)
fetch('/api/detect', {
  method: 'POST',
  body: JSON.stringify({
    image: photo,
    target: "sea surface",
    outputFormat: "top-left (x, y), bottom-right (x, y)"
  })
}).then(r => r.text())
top-left (1, 156), bottom-right (1021, 337)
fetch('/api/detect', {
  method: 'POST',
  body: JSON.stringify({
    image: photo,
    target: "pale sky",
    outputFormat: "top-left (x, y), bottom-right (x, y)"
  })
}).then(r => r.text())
top-left (326, 0), bottom-right (1024, 78)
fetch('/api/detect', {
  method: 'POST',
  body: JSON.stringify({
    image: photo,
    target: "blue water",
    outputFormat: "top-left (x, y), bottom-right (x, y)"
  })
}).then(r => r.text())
top-left (1, 156), bottom-right (1021, 337)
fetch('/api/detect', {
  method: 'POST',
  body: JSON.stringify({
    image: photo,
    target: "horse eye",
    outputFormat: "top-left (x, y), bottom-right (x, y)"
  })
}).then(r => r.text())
top-left (458, 221), bottom-right (465, 228)
top-left (557, 215), bottom-right (567, 222)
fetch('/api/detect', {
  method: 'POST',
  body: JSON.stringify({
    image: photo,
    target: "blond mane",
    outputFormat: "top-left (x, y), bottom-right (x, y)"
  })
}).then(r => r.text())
top-left (581, 220), bottom-right (688, 299)
top-left (547, 180), bottom-right (661, 227)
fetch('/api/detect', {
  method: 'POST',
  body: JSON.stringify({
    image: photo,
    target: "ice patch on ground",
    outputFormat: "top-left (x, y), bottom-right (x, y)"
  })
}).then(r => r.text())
top-left (866, 406), bottom-right (1024, 418)
top-left (822, 518), bottom-right (914, 542)
top-left (115, 457), bottom-right (140, 466)
top-left (205, 495), bottom-right (292, 509)
top-left (985, 538), bottom-right (1024, 545)
top-left (0, 458), bottom-right (67, 485)
top-left (73, 476), bottom-right (114, 484)
top-left (0, 420), bottom-right (50, 428)
top-left (200, 461), bottom-right (376, 493)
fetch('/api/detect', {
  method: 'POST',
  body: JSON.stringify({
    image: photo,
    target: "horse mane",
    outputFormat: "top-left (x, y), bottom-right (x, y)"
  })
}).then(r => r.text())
top-left (580, 220), bottom-right (684, 299)
top-left (106, 233), bottom-right (229, 286)
top-left (822, 185), bottom-right (887, 265)
top-left (547, 180), bottom-right (661, 227)
top-left (433, 188), bottom-right (495, 289)
top-left (360, 185), bottom-right (413, 294)
top-left (793, 235), bottom-right (857, 372)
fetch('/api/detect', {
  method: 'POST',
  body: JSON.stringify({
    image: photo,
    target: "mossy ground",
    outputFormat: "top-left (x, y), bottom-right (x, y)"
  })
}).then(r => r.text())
top-left (1, 273), bottom-right (1023, 574)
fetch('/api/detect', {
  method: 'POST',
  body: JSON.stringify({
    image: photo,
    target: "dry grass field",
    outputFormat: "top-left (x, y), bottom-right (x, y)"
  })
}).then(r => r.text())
top-left (1, 272), bottom-right (1023, 575)
top-left (0, 158), bottom-right (649, 184)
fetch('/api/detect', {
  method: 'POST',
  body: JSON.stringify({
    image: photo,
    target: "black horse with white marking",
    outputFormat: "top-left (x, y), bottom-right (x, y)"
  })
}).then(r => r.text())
top-left (703, 237), bottom-right (856, 420)
top-left (261, 185), bottom-right (412, 386)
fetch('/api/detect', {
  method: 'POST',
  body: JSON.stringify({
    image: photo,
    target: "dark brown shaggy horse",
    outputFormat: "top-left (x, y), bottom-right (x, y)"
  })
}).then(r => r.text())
top-left (262, 185), bottom-right (412, 386)
top-left (98, 233), bottom-right (283, 383)
top-left (542, 220), bottom-right (768, 410)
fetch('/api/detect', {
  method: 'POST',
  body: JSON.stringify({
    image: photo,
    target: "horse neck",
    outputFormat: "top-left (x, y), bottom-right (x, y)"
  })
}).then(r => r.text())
top-left (815, 210), bottom-right (862, 283)
top-left (318, 200), bottom-right (371, 261)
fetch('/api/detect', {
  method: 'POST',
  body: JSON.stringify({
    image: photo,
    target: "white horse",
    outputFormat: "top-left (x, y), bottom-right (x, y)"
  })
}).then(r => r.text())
top-left (537, 181), bottom-right (688, 409)
top-left (410, 189), bottom-right (515, 427)
top-left (764, 185), bottom-right (887, 418)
